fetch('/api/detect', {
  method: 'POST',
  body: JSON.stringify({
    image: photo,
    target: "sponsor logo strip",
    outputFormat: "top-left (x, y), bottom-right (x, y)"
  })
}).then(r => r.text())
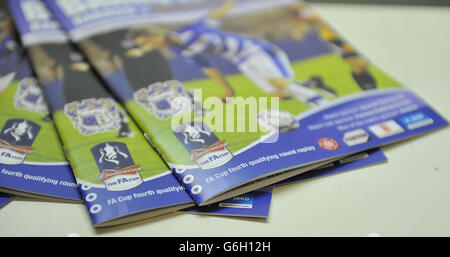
top-left (400, 112), bottom-right (434, 130)
top-left (218, 195), bottom-right (254, 209)
top-left (343, 129), bottom-right (370, 146)
top-left (369, 120), bottom-right (404, 139)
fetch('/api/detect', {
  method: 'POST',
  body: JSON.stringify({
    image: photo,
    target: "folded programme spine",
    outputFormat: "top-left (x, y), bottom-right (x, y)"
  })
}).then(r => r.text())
top-left (0, 9), bottom-right (80, 202)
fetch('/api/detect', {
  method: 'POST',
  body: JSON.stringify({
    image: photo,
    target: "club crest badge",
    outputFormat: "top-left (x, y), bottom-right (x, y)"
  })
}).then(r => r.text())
top-left (65, 98), bottom-right (123, 136)
top-left (0, 119), bottom-right (40, 165)
top-left (14, 77), bottom-right (49, 115)
top-left (133, 80), bottom-right (203, 120)
top-left (174, 122), bottom-right (233, 169)
top-left (91, 142), bottom-right (143, 191)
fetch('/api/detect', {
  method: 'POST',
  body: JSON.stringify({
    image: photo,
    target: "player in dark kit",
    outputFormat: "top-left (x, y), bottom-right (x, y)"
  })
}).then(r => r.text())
top-left (289, 2), bottom-right (377, 91)
top-left (80, 29), bottom-right (173, 103)
top-left (28, 44), bottom-right (133, 138)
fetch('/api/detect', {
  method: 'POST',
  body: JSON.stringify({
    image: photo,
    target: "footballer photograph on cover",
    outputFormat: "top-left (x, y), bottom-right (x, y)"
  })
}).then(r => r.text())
top-left (75, 0), bottom-right (405, 159)
top-left (78, 1), bottom-right (399, 112)
top-left (0, 0), bottom-right (449, 240)
top-left (41, 0), bottom-right (448, 206)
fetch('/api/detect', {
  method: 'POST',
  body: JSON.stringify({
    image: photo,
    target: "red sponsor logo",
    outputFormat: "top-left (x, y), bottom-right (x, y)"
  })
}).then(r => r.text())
top-left (380, 123), bottom-right (392, 133)
top-left (98, 164), bottom-right (141, 182)
top-left (318, 138), bottom-right (339, 151)
top-left (191, 140), bottom-right (227, 162)
top-left (0, 139), bottom-right (34, 155)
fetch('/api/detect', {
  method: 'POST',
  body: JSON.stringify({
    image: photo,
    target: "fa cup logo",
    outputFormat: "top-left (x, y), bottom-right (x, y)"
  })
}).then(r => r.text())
top-left (174, 122), bottom-right (233, 170)
top-left (91, 142), bottom-right (143, 191)
top-left (0, 119), bottom-right (40, 164)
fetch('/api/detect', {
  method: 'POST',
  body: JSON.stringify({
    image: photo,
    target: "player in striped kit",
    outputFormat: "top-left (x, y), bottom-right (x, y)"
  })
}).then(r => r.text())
top-left (123, 2), bottom-right (336, 106)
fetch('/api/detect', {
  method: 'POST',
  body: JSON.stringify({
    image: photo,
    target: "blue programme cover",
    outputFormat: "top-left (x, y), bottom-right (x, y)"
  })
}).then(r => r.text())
top-left (0, 10), bottom-right (80, 202)
top-left (40, 0), bottom-right (447, 206)
top-left (0, 193), bottom-right (13, 207)
top-left (183, 187), bottom-right (273, 218)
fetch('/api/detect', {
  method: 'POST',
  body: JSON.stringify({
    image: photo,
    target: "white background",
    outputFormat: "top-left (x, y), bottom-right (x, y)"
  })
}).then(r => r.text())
top-left (1, 3), bottom-right (449, 236)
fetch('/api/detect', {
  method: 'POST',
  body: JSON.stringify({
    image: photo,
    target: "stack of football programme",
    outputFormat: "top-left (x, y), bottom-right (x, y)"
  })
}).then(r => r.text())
top-left (0, 0), bottom-right (446, 228)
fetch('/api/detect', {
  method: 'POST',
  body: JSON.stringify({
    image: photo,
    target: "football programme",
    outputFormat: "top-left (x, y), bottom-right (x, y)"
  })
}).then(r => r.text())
top-left (8, 0), bottom-right (396, 226)
top-left (0, 10), bottom-right (80, 202)
top-left (37, 0), bottom-right (447, 206)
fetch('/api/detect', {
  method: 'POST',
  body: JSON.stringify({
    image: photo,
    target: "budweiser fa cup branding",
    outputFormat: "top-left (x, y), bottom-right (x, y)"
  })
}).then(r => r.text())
top-left (0, 119), bottom-right (40, 165)
top-left (91, 142), bottom-right (143, 191)
top-left (173, 122), bottom-right (233, 170)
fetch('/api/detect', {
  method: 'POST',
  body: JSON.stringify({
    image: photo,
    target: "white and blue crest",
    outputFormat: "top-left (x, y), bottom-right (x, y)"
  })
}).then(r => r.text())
top-left (133, 80), bottom-right (201, 120)
top-left (64, 98), bottom-right (123, 136)
top-left (14, 77), bottom-right (49, 115)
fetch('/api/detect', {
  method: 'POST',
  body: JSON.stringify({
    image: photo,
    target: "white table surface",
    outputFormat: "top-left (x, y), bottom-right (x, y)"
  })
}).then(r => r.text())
top-left (1, 3), bottom-right (449, 237)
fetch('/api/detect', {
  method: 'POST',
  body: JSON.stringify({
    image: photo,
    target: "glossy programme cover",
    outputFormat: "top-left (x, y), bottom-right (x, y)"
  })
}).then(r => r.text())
top-left (0, 10), bottom-right (80, 202)
top-left (44, 0), bottom-right (447, 206)
top-left (9, 0), bottom-right (195, 227)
